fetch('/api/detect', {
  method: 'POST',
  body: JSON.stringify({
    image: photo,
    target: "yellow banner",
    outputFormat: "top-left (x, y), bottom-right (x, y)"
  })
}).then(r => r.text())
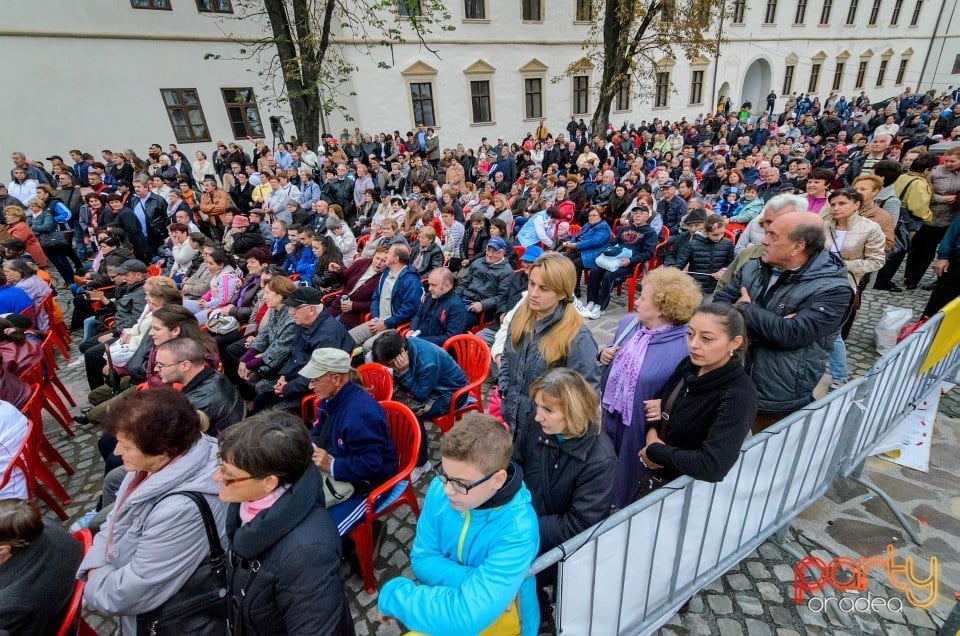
top-left (919, 297), bottom-right (960, 374)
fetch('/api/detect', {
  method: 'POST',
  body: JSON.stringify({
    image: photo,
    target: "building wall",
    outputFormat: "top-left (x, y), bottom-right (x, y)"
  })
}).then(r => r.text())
top-left (2, 0), bottom-right (958, 163)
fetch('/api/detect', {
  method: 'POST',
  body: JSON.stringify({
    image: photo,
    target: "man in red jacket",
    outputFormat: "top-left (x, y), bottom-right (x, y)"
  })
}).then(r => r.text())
top-left (325, 246), bottom-right (389, 328)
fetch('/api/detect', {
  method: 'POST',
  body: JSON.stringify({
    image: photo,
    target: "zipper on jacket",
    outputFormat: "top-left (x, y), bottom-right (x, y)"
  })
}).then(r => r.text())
top-left (456, 510), bottom-right (471, 564)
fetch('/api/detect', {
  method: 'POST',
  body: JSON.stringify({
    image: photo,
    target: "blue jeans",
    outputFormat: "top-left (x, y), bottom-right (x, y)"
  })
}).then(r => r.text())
top-left (829, 334), bottom-right (847, 384)
top-left (83, 316), bottom-right (98, 342)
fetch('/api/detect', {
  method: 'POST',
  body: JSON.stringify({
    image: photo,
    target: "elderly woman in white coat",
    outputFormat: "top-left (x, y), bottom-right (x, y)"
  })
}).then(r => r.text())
top-left (77, 388), bottom-right (227, 635)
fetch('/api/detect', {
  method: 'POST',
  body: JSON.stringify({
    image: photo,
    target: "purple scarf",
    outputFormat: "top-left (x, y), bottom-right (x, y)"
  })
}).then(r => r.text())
top-left (602, 322), bottom-right (673, 427)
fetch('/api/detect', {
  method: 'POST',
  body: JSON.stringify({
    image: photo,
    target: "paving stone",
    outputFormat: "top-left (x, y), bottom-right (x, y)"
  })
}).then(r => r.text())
top-left (824, 518), bottom-right (906, 558)
top-left (772, 564), bottom-right (795, 583)
top-left (682, 613), bottom-right (713, 636)
top-left (852, 613), bottom-right (886, 634)
top-left (745, 618), bottom-right (772, 636)
top-left (686, 594), bottom-right (704, 613)
top-left (717, 617), bottom-right (744, 636)
top-left (912, 503), bottom-right (960, 537)
top-left (703, 577), bottom-right (725, 593)
top-left (795, 603), bottom-right (830, 628)
top-left (756, 581), bottom-right (783, 604)
top-left (901, 606), bottom-right (936, 629)
top-left (745, 561), bottom-right (770, 579)
top-left (775, 630), bottom-right (802, 636)
top-left (758, 544), bottom-right (781, 560)
top-left (734, 595), bottom-right (764, 616)
top-left (707, 594), bottom-right (733, 615)
top-left (726, 573), bottom-right (752, 591)
top-left (768, 605), bottom-right (794, 627)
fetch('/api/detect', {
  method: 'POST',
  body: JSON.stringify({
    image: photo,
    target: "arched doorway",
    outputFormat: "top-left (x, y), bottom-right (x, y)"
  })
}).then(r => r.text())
top-left (717, 82), bottom-right (731, 110)
top-left (741, 59), bottom-right (772, 113)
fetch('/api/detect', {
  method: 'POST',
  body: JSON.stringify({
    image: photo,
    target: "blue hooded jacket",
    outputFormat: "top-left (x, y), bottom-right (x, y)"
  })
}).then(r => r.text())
top-left (371, 265), bottom-right (423, 327)
top-left (394, 337), bottom-right (467, 405)
top-left (378, 467), bottom-right (540, 635)
top-left (570, 219), bottom-right (612, 268)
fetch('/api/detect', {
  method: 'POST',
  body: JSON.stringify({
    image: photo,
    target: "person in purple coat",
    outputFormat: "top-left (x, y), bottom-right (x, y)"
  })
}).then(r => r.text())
top-left (599, 267), bottom-right (702, 508)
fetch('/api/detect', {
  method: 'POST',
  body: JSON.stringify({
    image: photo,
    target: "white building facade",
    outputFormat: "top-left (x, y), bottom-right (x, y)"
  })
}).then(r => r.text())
top-left (2, 0), bottom-right (958, 161)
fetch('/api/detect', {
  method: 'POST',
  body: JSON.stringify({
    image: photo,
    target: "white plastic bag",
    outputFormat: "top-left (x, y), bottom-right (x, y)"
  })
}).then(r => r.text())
top-left (874, 305), bottom-right (912, 355)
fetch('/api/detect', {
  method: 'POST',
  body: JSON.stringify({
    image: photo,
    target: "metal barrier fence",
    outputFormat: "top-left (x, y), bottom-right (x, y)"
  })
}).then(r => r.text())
top-left (529, 315), bottom-right (960, 636)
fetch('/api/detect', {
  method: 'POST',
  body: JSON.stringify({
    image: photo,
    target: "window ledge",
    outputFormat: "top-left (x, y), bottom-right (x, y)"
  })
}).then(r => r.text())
top-left (462, 18), bottom-right (490, 23)
top-left (573, 20), bottom-right (592, 25)
top-left (470, 121), bottom-right (497, 127)
top-left (652, 106), bottom-right (670, 111)
top-left (521, 20), bottom-right (544, 24)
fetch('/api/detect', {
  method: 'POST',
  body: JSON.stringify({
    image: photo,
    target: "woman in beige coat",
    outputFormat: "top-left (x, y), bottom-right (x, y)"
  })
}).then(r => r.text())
top-left (824, 188), bottom-right (886, 388)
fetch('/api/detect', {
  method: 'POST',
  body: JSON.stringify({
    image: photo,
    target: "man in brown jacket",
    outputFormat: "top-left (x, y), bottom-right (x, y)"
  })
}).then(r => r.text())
top-left (199, 178), bottom-right (231, 241)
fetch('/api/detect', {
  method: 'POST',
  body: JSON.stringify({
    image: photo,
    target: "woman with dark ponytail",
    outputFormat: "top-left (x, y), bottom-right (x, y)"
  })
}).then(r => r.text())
top-left (636, 303), bottom-right (757, 493)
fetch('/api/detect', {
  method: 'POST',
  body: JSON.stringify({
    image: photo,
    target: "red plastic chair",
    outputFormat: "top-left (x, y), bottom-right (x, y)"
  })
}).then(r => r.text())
top-left (356, 234), bottom-right (371, 251)
top-left (23, 384), bottom-right (74, 480)
top-left (356, 363), bottom-right (394, 402)
top-left (618, 226), bottom-right (670, 313)
top-left (723, 229), bottom-right (737, 245)
top-left (513, 245), bottom-right (526, 262)
top-left (147, 263), bottom-right (162, 277)
top-left (56, 529), bottom-right (97, 636)
top-left (350, 400), bottom-right (421, 594)
top-left (42, 293), bottom-right (71, 358)
top-left (300, 393), bottom-right (319, 426)
top-left (42, 333), bottom-right (76, 409)
top-left (21, 361), bottom-right (74, 438)
top-left (433, 334), bottom-right (490, 434)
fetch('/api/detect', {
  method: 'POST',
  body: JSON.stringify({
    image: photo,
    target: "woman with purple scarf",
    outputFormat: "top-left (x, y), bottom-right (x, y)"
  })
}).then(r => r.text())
top-left (600, 267), bottom-right (702, 508)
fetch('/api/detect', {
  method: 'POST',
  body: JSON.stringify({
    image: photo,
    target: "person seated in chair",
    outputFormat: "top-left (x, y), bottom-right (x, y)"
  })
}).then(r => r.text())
top-left (409, 267), bottom-right (467, 346)
top-left (457, 237), bottom-right (514, 331)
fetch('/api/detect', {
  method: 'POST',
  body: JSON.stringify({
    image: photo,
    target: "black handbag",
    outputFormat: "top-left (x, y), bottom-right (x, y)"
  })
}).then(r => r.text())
top-left (37, 229), bottom-right (69, 249)
top-left (136, 492), bottom-right (228, 636)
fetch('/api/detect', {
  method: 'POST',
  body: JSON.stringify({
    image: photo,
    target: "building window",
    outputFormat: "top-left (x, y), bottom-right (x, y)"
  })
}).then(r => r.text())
top-left (410, 82), bottom-right (436, 126)
top-left (845, 0), bottom-right (857, 24)
top-left (221, 88), bottom-right (264, 139)
top-left (655, 71), bottom-right (670, 108)
top-left (616, 79), bottom-right (631, 111)
top-left (464, 0), bottom-right (485, 19)
top-left (522, 0), bottom-right (543, 21)
top-left (795, 0), bottom-right (807, 23)
top-left (808, 63), bottom-right (821, 92)
top-left (891, 0), bottom-right (902, 23)
top-left (896, 58), bottom-right (908, 84)
top-left (868, 0), bottom-right (881, 23)
top-left (954, 54), bottom-right (960, 74)
top-left (160, 89), bottom-right (210, 143)
top-left (783, 65), bottom-right (795, 94)
top-left (764, 0), bottom-right (778, 23)
top-left (819, 0), bottom-right (833, 23)
top-left (196, 0), bottom-right (232, 12)
top-left (855, 61), bottom-right (868, 88)
top-left (575, 0), bottom-right (592, 21)
top-left (469, 80), bottom-right (492, 124)
top-left (131, 0), bottom-right (171, 8)
top-left (398, 0), bottom-right (422, 17)
top-left (524, 78), bottom-right (543, 119)
top-left (572, 76), bottom-right (590, 114)
top-left (876, 59), bottom-right (888, 86)
top-left (689, 70), bottom-right (704, 105)
top-left (732, 0), bottom-right (747, 22)
top-left (909, 0), bottom-right (922, 25)
top-left (832, 62), bottom-right (845, 91)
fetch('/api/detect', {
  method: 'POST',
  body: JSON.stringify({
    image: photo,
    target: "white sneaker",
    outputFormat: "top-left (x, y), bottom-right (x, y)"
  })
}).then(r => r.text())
top-left (410, 460), bottom-right (433, 483)
top-left (586, 301), bottom-right (597, 312)
top-left (69, 509), bottom-right (97, 533)
top-left (573, 297), bottom-right (593, 318)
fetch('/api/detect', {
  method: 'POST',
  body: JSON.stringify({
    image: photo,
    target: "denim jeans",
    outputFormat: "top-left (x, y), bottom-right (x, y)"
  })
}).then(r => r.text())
top-left (829, 334), bottom-right (848, 384)
top-left (83, 315), bottom-right (98, 342)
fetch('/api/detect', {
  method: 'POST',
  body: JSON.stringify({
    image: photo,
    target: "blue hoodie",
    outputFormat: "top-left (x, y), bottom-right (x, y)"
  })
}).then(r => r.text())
top-left (570, 219), bottom-right (612, 268)
top-left (378, 469), bottom-right (540, 635)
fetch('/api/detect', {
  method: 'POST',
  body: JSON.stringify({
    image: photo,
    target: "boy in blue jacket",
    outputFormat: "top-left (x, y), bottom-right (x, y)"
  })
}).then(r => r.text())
top-left (378, 414), bottom-right (541, 636)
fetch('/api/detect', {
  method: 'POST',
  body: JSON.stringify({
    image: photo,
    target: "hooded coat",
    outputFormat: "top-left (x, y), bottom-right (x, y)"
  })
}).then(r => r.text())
top-left (78, 435), bottom-right (228, 635)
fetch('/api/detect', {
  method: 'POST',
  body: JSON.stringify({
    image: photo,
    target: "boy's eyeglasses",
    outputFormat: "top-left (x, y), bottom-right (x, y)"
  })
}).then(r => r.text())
top-left (437, 466), bottom-right (497, 495)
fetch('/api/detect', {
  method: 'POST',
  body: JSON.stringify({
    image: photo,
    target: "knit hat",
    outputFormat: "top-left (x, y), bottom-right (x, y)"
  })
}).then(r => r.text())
top-left (232, 215), bottom-right (250, 228)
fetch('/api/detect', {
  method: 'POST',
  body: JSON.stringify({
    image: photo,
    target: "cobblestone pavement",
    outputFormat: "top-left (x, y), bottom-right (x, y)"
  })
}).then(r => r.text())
top-left (40, 266), bottom-right (955, 635)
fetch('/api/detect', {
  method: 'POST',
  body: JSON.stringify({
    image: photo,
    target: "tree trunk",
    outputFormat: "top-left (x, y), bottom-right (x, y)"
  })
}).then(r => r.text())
top-left (591, 0), bottom-right (630, 135)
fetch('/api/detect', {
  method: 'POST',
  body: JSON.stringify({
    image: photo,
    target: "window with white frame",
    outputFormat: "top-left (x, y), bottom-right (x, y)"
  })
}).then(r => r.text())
top-left (655, 72), bottom-right (670, 108)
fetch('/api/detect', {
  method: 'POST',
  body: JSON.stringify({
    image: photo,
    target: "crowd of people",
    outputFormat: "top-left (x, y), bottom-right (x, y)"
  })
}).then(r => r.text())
top-left (1, 83), bottom-right (959, 635)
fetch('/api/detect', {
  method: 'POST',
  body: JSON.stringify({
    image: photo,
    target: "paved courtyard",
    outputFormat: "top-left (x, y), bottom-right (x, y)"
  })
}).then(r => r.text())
top-left (40, 264), bottom-right (957, 635)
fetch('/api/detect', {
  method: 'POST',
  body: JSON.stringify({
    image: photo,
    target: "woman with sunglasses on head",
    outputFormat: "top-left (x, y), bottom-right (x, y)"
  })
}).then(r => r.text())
top-left (216, 411), bottom-right (354, 635)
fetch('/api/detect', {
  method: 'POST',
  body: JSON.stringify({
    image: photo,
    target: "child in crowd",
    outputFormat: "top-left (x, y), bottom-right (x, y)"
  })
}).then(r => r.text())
top-left (662, 208), bottom-right (707, 267)
top-left (378, 413), bottom-right (540, 635)
top-left (714, 187), bottom-right (742, 219)
top-left (675, 213), bottom-right (735, 301)
top-left (729, 184), bottom-right (765, 223)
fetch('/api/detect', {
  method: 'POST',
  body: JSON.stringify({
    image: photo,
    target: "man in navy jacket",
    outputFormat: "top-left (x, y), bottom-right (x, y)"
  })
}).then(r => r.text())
top-left (409, 267), bottom-right (467, 346)
top-left (302, 347), bottom-right (398, 534)
top-left (348, 244), bottom-right (423, 349)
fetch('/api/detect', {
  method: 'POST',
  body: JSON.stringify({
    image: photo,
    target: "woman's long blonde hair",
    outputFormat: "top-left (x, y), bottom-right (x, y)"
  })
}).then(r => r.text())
top-left (510, 253), bottom-right (583, 366)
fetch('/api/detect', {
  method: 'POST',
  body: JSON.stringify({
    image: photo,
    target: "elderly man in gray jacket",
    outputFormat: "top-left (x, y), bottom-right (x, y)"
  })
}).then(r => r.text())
top-left (457, 237), bottom-right (515, 331)
top-left (715, 212), bottom-right (852, 432)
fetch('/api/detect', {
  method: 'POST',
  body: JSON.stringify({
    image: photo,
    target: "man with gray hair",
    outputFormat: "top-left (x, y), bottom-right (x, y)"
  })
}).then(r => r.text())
top-left (731, 193), bottom-right (808, 257)
top-left (715, 211), bottom-right (852, 432)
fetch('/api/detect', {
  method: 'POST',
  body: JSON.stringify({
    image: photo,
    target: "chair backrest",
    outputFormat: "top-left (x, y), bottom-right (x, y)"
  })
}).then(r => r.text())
top-left (723, 229), bottom-right (737, 245)
top-left (443, 334), bottom-right (491, 386)
top-left (357, 363), bottom-right (394, 402)
top-left (357, 234), bottom-right (371, 250)
top-left (147, 263), bottom-right (162, 277)
top-left (380, 401), bottom-right (421, 476)
top-left (0, 414), bottom-right (32, 496)
top-left (55, 529), bottom-right (93, 636)
top-left (513, 245), bottom-right (526, 261)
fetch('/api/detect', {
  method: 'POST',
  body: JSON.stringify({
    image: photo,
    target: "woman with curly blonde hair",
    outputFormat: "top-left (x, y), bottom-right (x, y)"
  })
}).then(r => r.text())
top-left (599, 266), bottom-right (702, 507)
top-left (499, 252), bottom-right (599, 433)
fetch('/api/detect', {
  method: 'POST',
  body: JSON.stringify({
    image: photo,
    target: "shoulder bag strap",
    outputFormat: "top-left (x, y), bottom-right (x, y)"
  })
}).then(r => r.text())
top-left (658, 377), bottom-right (687, 437)
top-left (149, 491), bottom-right (225, 565)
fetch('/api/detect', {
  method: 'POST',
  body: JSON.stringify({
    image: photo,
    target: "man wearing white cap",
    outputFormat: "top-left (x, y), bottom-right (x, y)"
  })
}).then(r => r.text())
top-left (300, 348), bottom-right (398, 535)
